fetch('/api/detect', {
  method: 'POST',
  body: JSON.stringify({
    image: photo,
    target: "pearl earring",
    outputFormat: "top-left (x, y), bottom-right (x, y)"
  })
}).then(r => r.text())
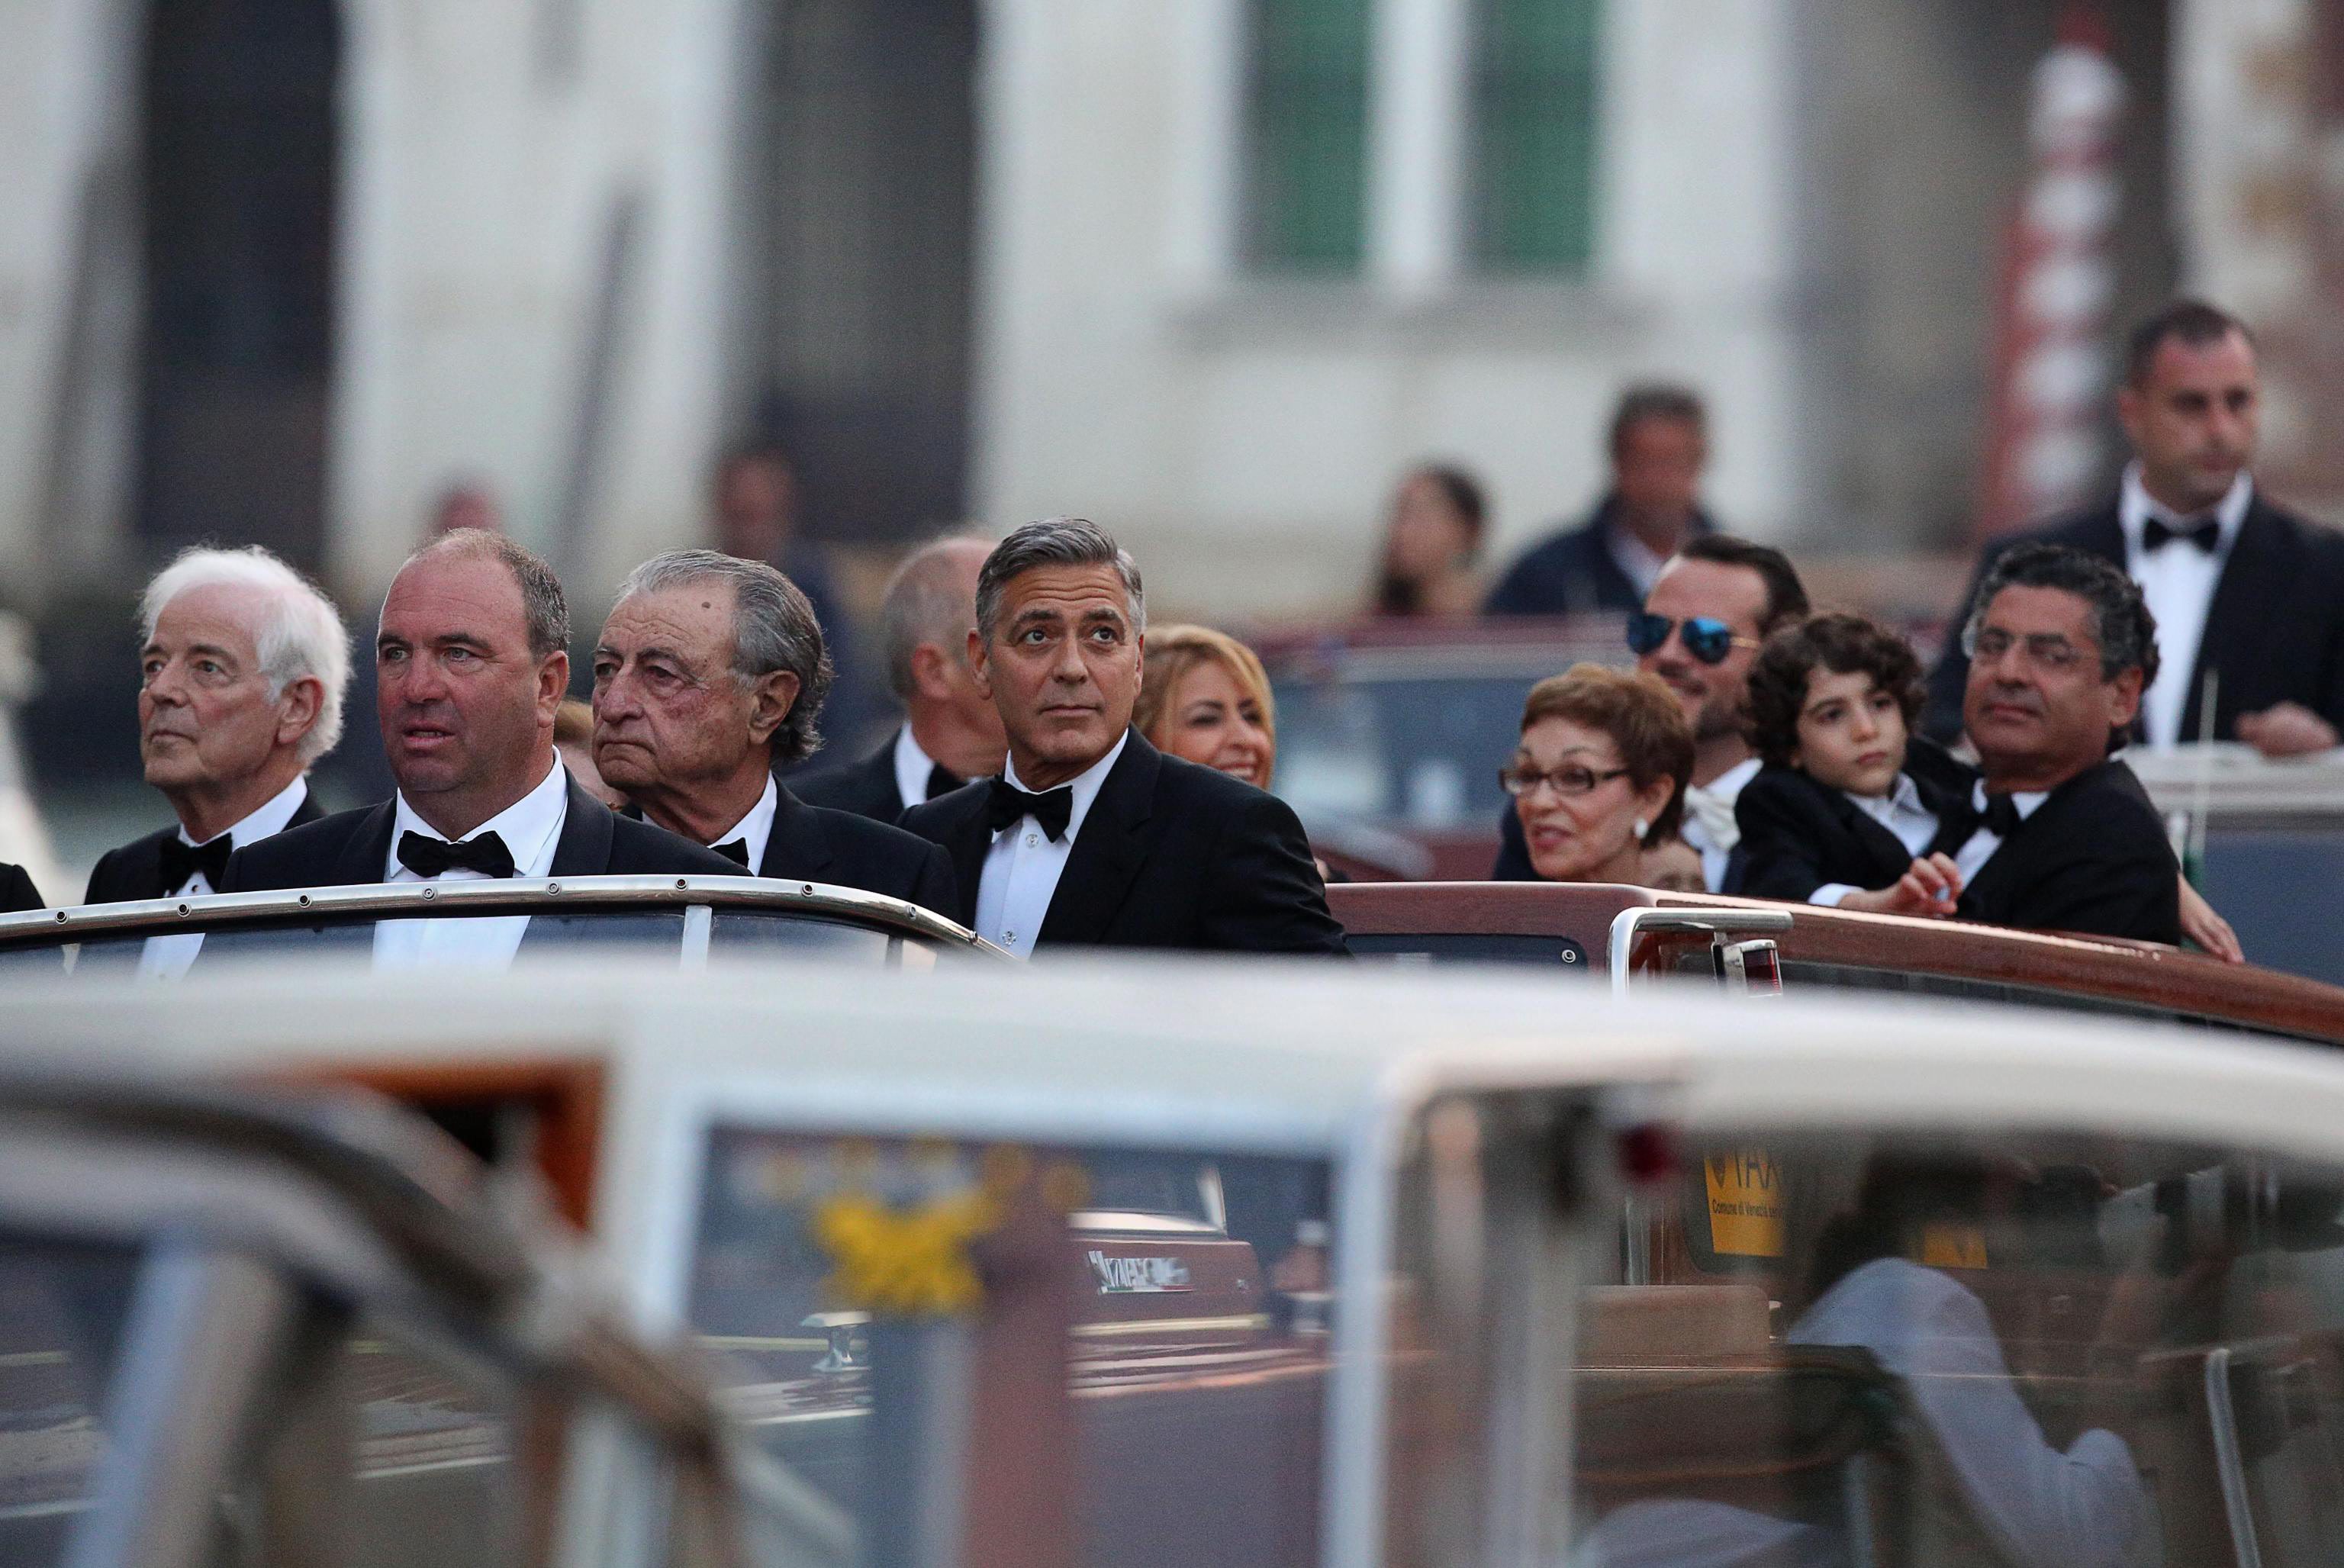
top-left (1634, 817), bottom-right (1650, 839)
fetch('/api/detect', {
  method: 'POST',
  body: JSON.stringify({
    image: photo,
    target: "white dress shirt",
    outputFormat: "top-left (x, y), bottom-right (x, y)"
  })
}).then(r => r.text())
top-left (1794, 1259), bottom-right (2159, 1568)
top-left (892, 724), bottom-right (943, 815)
top-left (137, 775), bottom-right (311, 980)
top-left (375, 758), bottom-right (568, 969)
top-left (973, 732), bottom-right (1126, 958)
top-left (711, 775), bottom-right (779, 873)
top-left (1604, 524), bottom-right (1670, 599)
top-left (1810, 771), bottom-right (1942, 908)
top-left (1679, 756), bottom-right (1760, 893)
top-left (2118, 462), bottom-right (2252, 749)
top-left (1951, 778), bottom-right (2049, 890)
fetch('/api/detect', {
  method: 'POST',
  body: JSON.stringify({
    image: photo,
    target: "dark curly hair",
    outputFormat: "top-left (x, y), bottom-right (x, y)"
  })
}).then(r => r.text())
top-left (1744, 613), bottom-right (1925, 769)
top-left (1966, 541), bottom-right (2159, 687)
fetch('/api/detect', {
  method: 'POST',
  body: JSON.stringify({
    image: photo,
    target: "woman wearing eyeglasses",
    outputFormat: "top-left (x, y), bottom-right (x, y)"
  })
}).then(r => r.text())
top-left (1502, 664), bottom-right (1695, 885)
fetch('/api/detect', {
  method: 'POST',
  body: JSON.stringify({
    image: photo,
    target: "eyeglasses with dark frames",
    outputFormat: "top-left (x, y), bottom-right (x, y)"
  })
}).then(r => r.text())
top-left (1499, 763), bottom-right (1633, 800)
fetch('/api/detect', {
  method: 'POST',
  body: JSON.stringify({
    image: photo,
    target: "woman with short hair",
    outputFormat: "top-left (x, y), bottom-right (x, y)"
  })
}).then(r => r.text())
top-left (1504, 664), bottom-right (1693, 885)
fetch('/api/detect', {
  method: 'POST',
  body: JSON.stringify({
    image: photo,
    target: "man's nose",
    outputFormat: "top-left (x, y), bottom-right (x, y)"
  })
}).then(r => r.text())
top-left (1050, 639), bottom-right (1090, 681)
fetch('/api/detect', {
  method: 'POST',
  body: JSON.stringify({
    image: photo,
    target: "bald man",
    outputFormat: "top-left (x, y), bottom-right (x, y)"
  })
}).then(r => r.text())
top-left (797, 536), bottom-right (1007, 823)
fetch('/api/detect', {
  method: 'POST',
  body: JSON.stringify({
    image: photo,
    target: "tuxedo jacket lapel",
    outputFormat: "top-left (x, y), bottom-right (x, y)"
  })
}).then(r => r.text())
top-left (2188, 501), bottom-right (2282, 739)
top-left (1038, 735), bottom-right (1158, 946)
top-left (759, 787), bottom-right (838, 881)
top-left (333, 801), bottom-right (401, 885)
top-left (1827, 793), bottom-right (1917, 887)
top-left (546, 778), bottom-right (616, 876)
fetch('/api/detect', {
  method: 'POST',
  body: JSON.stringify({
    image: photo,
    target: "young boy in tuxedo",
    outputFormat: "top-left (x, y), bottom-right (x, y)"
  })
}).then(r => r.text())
top-left (1735, 614), bottom-right (1977, 914)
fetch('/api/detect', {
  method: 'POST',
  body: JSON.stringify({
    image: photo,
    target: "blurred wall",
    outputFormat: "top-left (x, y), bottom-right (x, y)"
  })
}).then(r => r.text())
top-left (971, 0), bottom-right (1808, 620)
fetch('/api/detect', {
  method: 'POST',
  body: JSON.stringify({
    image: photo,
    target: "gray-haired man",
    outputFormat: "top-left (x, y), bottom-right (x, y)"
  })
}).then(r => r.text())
top-left (590, 549), bottom-right (955, 910)
top-left (901, 517), bottom-right (1346, 957)
top-left (797, 535), bottom-right (1006, 823)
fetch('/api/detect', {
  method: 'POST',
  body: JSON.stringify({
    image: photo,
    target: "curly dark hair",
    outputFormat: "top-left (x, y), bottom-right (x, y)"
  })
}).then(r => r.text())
top-left (1744, 613), bottom-right (1925, 769)
top-left (1966, 541), bottom-right (2159, 687)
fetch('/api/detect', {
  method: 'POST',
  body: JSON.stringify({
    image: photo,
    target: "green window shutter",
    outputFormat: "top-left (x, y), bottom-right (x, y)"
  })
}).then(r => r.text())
top-left (1244, 0), bottom-right (1372, 272)
top-left (1470, 0), bottom-right (1600, 273)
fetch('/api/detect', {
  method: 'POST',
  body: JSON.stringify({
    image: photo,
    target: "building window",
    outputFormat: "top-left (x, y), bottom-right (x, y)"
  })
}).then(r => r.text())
top-left (1469, 0), bottom-right (1600, 273)
top-left (1243, 0), bottom-right (1372, 272)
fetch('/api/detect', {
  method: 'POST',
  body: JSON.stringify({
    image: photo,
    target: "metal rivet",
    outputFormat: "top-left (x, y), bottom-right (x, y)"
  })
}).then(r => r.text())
top-left (175, 903), bottom-right (190, 918)
top-left (546, 881), bottom-right (560, 893)
top-left (801, 884), bottom-right (814, 895)
top-left (420, 886), bottom-right (436, 900)
top-left (1560, 948), bottom-right (1579, 964)
top-left (675, 879), bottom-right (688, 890)
top-left (296, 894), bottom-right (311, 907)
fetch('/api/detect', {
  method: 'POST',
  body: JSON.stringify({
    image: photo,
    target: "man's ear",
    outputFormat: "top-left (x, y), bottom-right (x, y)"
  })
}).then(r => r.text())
top-left (275, 675), bottom-right (324, 752)
top-left (745, 670), bottom-right (800, 747)
top-left (537, 651), bottom-right (569, 723)
top-left (910, 642), bottom-right (954, 702)
top-left (2114, 382), bottom-right (2147, 452)
top-left (966, 629), bottom-right (992, 698)
top-left (2105, 665), bottom-right (2146, 730)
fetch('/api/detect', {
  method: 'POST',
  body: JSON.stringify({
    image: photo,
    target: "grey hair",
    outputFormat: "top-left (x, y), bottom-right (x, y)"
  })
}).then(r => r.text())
top-left (615, 549), bottom-right (835, 765)
top-left (140, 545), bottom-right (351, 765)
top-left (399, 528), bottom-right (571, 659)
top-left (1966, 541), bottom-right (2161, 685)
top-left (879, 535), bottom-right (992, 701)
top-left (974, 517), bottom-right (1145, 646)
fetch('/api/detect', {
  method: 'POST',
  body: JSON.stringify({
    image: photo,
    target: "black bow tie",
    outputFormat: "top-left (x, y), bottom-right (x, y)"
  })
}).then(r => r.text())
top-left (986, 779), bottom-right (1074, 842)
top-left (712, 837), bottom-right (751, 867)
top-left (2143, 514), bottom-right (2220, 554)
top-left (159, 834), bottom-right (234, 893)
top-left (1980, 793), bottom-right (2023, 839)
top-left (926, 762), bottom-right (965, 801)
top-left (397, 829), bottom-right (517, 880)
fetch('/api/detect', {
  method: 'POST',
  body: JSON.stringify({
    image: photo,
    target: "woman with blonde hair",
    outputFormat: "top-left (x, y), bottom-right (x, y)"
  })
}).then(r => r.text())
top-left (1135, 624), bottom-right (1277, 790)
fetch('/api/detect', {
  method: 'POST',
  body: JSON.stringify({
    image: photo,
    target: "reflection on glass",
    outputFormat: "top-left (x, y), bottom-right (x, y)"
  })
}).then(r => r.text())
top-left (1575, 1131), bottom-right (2344, 1568)
top-left (682, 1128), bottom-right (1333, 1566)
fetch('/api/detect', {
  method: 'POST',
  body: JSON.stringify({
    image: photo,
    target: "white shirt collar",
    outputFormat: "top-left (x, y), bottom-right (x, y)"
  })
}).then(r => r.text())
top-left (1847, 769), bottom-right (1928, 823)
top-left (2117, 462), bottom-right (2252, 552)
top-left (1689, 755), bottom-right (1762, 803)
top-left (1971, 778), bottom-right (2051, 820)
top-left (893, 723), bottom-right (941, 813)
top-left (711, 774), bottom-right (780, 871)
top-left (182, 774), bottom-right (308, 849)
top-left (999, 730), bottom-right (1129, 842)
top-left (387, 755), bottom-right (570, 879)
top-left (1605, 524), bottom-right (1671, 598)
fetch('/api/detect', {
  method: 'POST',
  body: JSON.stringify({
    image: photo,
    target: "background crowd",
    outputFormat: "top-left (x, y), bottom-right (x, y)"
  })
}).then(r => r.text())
top-left (8, 297), bottom-right (2339, 970)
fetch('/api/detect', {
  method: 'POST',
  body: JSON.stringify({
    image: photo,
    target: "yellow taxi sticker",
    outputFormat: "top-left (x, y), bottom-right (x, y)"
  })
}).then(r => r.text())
top-left (1703, 1148), bottom-right (1785, 1258)
top-left (1919, 1222), bottom-right (1989, 1270)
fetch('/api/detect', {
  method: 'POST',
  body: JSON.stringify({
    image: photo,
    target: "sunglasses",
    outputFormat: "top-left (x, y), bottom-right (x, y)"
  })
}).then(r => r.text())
top-left (1625, 611), bottom-right (1761, 666)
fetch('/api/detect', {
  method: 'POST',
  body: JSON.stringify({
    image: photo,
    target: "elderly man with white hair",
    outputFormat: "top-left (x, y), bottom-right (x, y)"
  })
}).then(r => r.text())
top-left (85, 547), bottom-right (349, 961)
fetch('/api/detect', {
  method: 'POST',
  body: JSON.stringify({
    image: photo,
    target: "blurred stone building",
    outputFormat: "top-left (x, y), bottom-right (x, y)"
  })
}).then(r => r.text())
top-left (1, 0), bottom-right (2336, 627)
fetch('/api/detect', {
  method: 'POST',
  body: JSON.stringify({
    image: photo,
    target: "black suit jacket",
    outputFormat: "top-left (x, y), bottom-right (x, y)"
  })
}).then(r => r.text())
top-left (901, 732), bottom-right (1349, 956)
top-left (1924, 492), bottom-right (2344, 743)
top-left (1484, 497), bottom-right (1719, 616)
top-left (1954, 759), bottom-right (2181, 945)
top-left (221, 775), bottom-right (739, 892)
top-left (1734, 741), bottom-right (1977, 903)
top-left (1, 861), bottom-right (43, 913)
top-left (620, 786), bottom-right (958, 913)
top-left (792, 741), bottom-right (910, 823)
top-left (85, 790), bottom-right (328, 904)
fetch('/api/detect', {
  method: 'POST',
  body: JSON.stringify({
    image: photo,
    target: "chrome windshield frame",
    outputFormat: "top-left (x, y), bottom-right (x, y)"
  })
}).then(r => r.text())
top-left (0, 874), bottom-right (1009, 958)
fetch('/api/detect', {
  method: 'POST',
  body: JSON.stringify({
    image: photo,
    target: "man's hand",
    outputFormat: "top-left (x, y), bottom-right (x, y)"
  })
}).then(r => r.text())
top-left (2235, 701), bottom-right (2340, 758)
top-left (1839, 853), bottom-right (1963, 917)
top-left (2178, 877), bottom-right (2243, 963)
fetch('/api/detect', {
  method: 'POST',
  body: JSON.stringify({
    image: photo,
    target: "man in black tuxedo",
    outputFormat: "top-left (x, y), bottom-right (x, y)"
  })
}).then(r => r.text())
top-left (795, 536), bottom-right (1006, 823)
top-left (85, 547), bottom-right (349, 972)
top-left (1926, 300), bottom-right (2344, 755)
top-left (222, 530), bottom-right (732, 961)
top-left (1946, 544), bottom-right (2181, 944)
top-left (901, 517), bottom-right (1347, 957)
top-left (589, 549), bottom-right (955, 911)
top-left (1, 862), bottom-right (42, 913)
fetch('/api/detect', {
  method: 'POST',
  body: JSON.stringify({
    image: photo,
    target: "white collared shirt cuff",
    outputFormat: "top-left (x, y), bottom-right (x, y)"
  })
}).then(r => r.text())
top-left (1810, 884), bottom-right (1859, 908)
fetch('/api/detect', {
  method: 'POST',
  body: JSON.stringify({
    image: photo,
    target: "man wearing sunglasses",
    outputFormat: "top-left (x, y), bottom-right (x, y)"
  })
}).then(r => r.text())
top-left (1496, 535), bottom-right (1808, 889)
top-left (1948, 543), bottom-right (2181, 944)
